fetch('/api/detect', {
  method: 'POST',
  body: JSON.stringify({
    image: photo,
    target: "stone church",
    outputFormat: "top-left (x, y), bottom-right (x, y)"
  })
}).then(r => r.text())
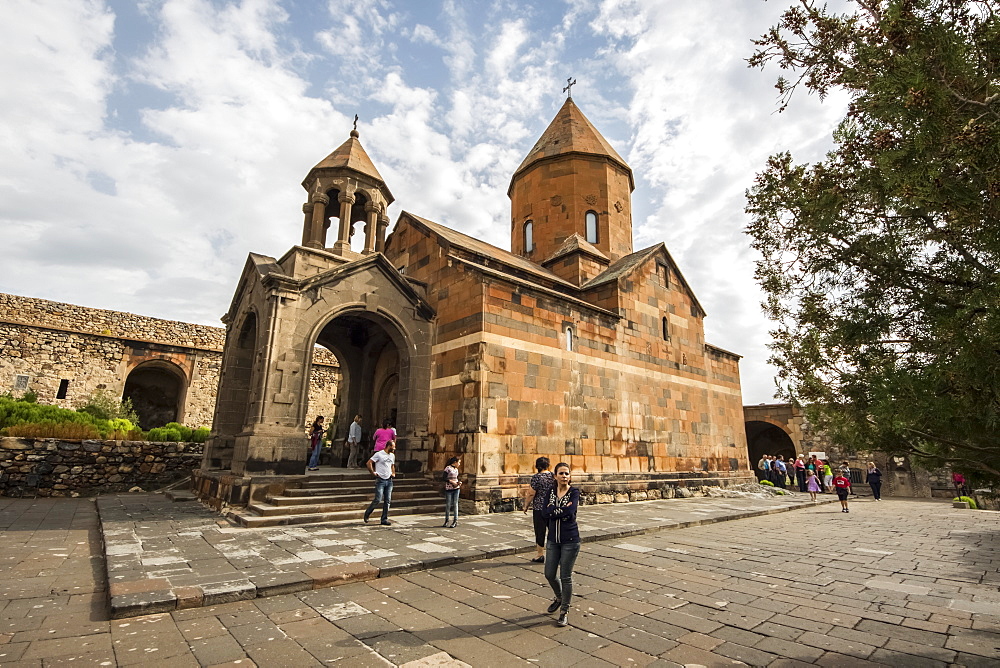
top-left (196, 97), bottom-right (751, 512)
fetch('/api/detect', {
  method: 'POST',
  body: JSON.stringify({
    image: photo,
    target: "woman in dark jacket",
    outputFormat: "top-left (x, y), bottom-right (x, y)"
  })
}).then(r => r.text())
top-left (523, 457), bottom-right (553, 563)
top-left (542, 462), bottom-right (580, 628)
top-left (866, 462), bottom-right (883, 501)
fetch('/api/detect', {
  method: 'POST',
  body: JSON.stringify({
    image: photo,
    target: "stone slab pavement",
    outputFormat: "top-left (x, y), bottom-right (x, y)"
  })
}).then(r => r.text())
top-left (96, 490), bottom-right (831, 618)
top-left (2, 495), bottom-right (1000, 666)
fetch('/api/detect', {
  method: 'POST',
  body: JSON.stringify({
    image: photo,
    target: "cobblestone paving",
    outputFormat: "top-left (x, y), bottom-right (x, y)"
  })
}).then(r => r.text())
top-left (97, 492), bottom-right (821, 617)
top-left (1, 496), bottom-right (999, 666)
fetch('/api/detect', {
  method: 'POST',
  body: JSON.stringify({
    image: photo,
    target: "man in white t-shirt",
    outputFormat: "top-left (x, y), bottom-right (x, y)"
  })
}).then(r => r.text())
top-left (364, 441), bottom-right (396, 525)
top-left (346, 414), bottom-right (363, 469)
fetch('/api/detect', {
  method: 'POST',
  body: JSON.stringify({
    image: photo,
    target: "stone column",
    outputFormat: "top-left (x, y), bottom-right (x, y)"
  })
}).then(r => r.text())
top-left (307, 193), bottom-right (329, 249)
top-left (301, 202), bottom-right (314, 247)
top-left (375, 212), bottom-right (390, 253)
top-left (333, 193), bottom-right (355, 253)
top-left (363, 203), bottom-right (379, 255)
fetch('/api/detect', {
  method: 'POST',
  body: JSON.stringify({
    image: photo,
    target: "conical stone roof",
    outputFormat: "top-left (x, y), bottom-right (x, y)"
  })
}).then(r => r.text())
top-left (304, 130), bottom-right (392, 201)
top-left (510, 97), bottom-right (633, 190)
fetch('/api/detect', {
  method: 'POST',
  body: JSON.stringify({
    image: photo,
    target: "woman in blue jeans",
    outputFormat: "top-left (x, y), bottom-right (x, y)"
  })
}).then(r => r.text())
top-left (442, 456), bottom-right (461, 528)
top-left (542, 462), bottom-right (580, 627)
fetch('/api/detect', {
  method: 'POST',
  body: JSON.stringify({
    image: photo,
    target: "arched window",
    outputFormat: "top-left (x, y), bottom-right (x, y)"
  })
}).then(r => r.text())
top-left (565, 326), bottom-right (574, 351)
top-left (585, 211), bottom-right (598, 244)
top-left (662, 316), bottom-right (669, 341)
top-left (524, 221), bottom-right (533, 253)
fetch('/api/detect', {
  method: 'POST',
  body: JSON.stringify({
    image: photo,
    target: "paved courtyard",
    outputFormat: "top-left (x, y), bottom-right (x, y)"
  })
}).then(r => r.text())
top-left (1, 495), bottom-right (998, 666)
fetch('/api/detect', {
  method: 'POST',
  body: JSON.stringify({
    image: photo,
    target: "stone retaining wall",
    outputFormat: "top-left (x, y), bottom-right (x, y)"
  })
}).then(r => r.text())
top-left (0, 437), bottom-right (203, 497)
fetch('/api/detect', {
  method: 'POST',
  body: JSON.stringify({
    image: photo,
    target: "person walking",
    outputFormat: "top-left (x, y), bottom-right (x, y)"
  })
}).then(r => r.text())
top-left (822, 460), bottom-right (834, 493)
top-left (952, 472), bottom-right (968, 497)
top-left (794, 455), bottom-right (807, 492)
top-left (442, 456), bottom-right (462, 528)
top-left (364, 441), bottom-right (396, 525)
top-left (866, 462), bottom-right (883, 501)
top-left (806, 469), bottom-right (821, 501)
top-left (834, 469), bottom-right (852, 512)
top-left (372, 419), bottom-right (395, 453)
top-left (345, 414), bottom-right (363, 469)
top-left (522, 457), bottom-right (554, 564)
top-left (542, 462), bottom-right (580, 628)
top-left (307, 416), bottom-right (325, 471)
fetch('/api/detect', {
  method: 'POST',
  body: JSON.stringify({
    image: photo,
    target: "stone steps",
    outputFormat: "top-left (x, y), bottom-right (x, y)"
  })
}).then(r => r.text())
top-left (229, 470), bottom-right (443, 528)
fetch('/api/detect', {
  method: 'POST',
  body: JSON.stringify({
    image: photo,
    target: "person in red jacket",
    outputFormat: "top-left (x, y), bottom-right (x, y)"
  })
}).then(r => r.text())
top-left (834, 472), bottom-right (852, 512)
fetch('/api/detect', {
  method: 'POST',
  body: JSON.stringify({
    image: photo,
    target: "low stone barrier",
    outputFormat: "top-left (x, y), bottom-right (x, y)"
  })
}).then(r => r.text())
top-left (0, 437), bottom-right (203, 497)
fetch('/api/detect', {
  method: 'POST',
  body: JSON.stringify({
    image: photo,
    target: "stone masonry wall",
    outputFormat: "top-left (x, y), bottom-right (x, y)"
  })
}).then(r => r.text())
top-left (0, 293), bottom-right (340, 429)
top-left (0, 437), bottom-right (204, 497)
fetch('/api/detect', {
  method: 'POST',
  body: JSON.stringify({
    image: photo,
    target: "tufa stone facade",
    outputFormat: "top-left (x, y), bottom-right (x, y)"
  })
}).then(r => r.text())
top-left (198, 96), bottom-right (752, 512)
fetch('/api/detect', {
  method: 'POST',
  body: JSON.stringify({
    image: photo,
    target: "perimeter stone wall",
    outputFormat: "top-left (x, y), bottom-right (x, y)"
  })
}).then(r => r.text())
top-left (0, 437), bottom-right (204, 497)
top-left (0, 293), bottom-right (340, 428)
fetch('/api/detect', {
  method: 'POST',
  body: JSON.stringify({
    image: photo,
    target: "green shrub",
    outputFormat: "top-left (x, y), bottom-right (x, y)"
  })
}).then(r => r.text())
top-left (163, 422), bottom-right (193, 441)
top-left (954, 496), bottom-right (978, 509)
top-left (21, 390), bottom-right (38, 403)
top-left (774, 488), bottom-right (787, 495)
top-left (190, 427), bottom-right (210, 443)
top-left (76, 389), bottom-right (138, 424)
top-left (0, 396), bottom-right (102, 434)
top-left (146, 427), bottom-right (183, 442)
top-left (759, 479), bottom-right (775, 487)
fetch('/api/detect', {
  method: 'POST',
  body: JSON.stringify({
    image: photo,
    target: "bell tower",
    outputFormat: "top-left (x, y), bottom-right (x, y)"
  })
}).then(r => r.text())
top-left (508, 96), bottom-right (634, 279)
top-left (301, 124), bottom-right (393, 256)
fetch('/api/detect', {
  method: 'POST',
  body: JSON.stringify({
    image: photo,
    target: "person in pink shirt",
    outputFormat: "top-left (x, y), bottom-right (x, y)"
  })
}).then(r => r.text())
top-left (373, 419), bottom-right (396, 452)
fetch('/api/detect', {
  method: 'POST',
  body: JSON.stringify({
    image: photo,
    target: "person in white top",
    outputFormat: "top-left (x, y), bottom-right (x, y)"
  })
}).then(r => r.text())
top-left (346, 415), bottom-right (363, 469)
top-left (364, 441), bottom-right (396, 525)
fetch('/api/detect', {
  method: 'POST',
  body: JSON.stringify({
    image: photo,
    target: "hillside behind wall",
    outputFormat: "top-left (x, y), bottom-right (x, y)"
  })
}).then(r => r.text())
top-left (0, 293), bottom-right (340, 428)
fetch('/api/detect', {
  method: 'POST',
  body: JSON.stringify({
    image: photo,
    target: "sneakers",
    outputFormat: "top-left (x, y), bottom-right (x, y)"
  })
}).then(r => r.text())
top-left (363, 514), bottom-right (370, 523)
top-left (380, 520), bottom-right (392, 526)
top-left (547, 599), bottom-right (561, 614)
top-left (557, 611), bottom-right (569, 627)
top-left (449, 521), bottom-right (458, 528)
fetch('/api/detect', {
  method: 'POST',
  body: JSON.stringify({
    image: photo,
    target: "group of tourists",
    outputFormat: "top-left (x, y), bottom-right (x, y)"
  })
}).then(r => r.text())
top-left (757, 453), bottom-right (834, 493)
top-left (757, 454), bottom-right (885, 508)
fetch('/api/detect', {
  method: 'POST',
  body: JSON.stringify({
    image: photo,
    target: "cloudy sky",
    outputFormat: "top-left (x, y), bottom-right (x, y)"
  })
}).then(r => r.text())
top-left (1, 0), bottom-right (850, 404)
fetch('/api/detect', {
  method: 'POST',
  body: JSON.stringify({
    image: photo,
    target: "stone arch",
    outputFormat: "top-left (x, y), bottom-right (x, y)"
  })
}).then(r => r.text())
top-left (122, 359), bottom-right (187, 430)
top-left (745, 420), bottom-right (796, 479)
top-left (305, 305), bottom-right (416, 458)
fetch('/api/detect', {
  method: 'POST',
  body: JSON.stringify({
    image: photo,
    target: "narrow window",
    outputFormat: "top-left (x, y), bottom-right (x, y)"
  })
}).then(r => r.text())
top-left (524, 221), bottom-right (533, 253)
top-left (585, 211), bottom-right (598, 244)
top-left (662, 316), bottom-right (669, 341)
top-left (56, 379), bottom-right (69, 399)
top-left (565, 326), bottom-right (574, 351)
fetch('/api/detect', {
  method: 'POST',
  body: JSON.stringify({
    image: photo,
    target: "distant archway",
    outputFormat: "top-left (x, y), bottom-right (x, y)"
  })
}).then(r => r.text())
top-left (745, 420), bottom-right (796, 478)
top-left (123, 361), bottom-right (187, 429)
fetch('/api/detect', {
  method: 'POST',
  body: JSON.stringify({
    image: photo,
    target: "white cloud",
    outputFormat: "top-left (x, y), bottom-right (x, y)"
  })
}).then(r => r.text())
top-left (0, 0), bottom-right (855, 404)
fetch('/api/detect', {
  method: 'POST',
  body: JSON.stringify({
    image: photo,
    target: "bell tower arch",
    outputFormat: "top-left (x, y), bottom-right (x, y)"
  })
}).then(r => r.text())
top-left (301, 127), bottom-right (393, 257)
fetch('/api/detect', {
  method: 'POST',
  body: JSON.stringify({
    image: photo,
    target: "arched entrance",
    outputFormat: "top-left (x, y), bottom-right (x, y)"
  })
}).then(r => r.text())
top-left (745, 420), bottom-right (796, 479)
top-left (313, 310), bottom-right (409, 461)
top-left (123, 361), bottom-right (187, 430)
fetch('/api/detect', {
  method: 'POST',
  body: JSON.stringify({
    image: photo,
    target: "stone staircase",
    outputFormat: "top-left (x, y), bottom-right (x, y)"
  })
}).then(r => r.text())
top-left (228, 471), bottom-right (443, 528)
